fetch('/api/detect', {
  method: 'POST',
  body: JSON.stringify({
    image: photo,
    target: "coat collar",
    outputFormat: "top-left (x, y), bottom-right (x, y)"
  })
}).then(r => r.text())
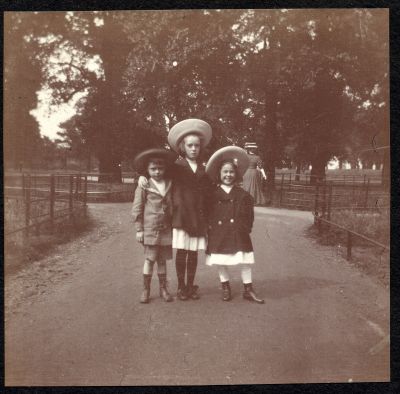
top-left (216, 185), bottom-right (242, 200)
top-left (176, 157), bottom-right (205, 176)
top-left (146, 178), bottom-right (172, 197)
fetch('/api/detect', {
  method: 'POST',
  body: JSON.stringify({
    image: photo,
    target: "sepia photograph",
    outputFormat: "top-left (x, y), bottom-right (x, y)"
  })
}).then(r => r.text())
top-left (4, 6), bottom-right (390, 386)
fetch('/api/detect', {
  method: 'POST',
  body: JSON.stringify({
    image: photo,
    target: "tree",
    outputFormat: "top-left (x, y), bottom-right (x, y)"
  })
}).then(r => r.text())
top-left (4, 13), bottom-right (52, 169)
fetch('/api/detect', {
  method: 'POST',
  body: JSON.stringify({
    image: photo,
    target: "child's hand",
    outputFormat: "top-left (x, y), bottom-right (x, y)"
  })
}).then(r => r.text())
top-left (138, 176), bottom-right (149, 188)
top-left (136, 231), bottom-right (144, 243)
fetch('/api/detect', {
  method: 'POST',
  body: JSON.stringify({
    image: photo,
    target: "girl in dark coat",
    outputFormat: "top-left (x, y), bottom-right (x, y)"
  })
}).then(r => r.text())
top-left (205, 146), bottom-right (264, 303)
top-left (138, 119), bottom-right (213, 300)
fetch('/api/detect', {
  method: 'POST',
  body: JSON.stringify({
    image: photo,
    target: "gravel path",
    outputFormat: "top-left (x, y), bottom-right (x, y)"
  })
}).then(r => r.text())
top-left (5, 203), bottom-right (390, 385)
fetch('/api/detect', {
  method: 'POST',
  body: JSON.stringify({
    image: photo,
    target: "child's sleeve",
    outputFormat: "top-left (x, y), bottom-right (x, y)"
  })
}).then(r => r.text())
top-left (131, 185), bottom-right (146, 232)
top-left (239, 193), bottom-right (254, 233)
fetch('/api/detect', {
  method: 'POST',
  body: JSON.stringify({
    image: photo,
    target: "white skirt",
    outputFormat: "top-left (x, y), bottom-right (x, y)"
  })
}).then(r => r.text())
top-left (172, 228), bottom-right (206, 251)
top-left (206, 251), bottom-right (255, 266)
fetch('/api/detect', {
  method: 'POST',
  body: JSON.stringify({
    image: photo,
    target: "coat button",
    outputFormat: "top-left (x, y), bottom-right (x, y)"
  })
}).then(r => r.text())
top-left (230, 218), bottom-right (234, 223)
top-left (218, 220), bottom-right (222, 225)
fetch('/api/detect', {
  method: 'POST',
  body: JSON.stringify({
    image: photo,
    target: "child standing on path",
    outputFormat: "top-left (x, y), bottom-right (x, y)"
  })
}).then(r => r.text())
top-left (132, 149), bottom-right (177, 304)
top-left (205, 146), bottom-right (264, 304)
top-left (139, 119), bottom-right (213, 300)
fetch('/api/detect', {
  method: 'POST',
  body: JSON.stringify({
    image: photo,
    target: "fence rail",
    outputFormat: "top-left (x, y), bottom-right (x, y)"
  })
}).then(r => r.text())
top-left (274, 171), bottom-right (388, 186)
top-left (313, 214), bottom-right (390, 261)
top-left (4, 173), bottom-right (88, 239)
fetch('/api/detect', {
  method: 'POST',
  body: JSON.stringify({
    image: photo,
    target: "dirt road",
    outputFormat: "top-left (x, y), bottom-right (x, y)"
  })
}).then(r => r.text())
top-left (5, 203), bottom-right (389, 385)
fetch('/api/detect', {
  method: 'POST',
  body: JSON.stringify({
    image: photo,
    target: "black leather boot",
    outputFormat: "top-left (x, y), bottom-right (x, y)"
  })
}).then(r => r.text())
top-left (158, 274), bottom-right (173, 302)
top-left (140, 274), bottom-right (152, 303)
top-left (186, 284), bottom-right (200, 300)
top-left (177, 285), bottom-right (188, 300)
top-left (221, 281), bottom-right (232, 301)
top-left (243, 283), bottom-right (264, 304)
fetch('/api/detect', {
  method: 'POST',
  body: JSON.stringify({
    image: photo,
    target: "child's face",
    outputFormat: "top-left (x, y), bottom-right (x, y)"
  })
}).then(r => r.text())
top-left (147, 160), bottom-right (166, 182)
top-left (183, 135), bottom-right (201, 160)
top-left (220, 162), bottom-right (236, 186)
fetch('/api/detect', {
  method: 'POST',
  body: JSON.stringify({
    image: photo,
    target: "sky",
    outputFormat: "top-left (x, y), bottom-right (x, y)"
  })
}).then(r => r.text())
top-left (31, 93), bottom-right (84, 141)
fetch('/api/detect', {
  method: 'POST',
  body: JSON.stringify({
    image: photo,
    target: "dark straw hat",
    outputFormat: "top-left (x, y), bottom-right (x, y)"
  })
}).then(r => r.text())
top-left (206, 146), bottom-right (250, 181)
top-left (134, 148), bottom-right (177, 173)
top-left (168, 118), bottom-right (212, 153)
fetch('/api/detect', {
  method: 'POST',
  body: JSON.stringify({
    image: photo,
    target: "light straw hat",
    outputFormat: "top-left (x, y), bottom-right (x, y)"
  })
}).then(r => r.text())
top-left (168, 118), bottom-right (212, 153)
top-left (206, 146), bottom-right (250, 182)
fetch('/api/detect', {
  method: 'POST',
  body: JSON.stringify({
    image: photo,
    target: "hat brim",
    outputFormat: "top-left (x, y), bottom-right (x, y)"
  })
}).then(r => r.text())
top-left (134, 149), bottom-right (177, 173)
top-left (168, 119), bottom-right (212, 153)
top-left (206, 146), bottom-right (250, 182)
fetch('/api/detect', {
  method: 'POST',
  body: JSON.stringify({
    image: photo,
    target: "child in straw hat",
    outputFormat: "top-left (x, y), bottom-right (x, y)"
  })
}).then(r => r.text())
top-left (138, 119), bottom-right (213, 300)
top-left (132, 148), bottom-right (177, 303)
top-left (205, 146), bottom-right (264, 303)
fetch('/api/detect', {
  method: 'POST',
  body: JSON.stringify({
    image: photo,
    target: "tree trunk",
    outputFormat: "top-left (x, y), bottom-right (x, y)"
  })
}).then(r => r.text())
top-left (98, 153), bottom-right (122, 183)
top-left (310, 158), bottom-right (327, 185)
top-left (295, 162), bottom-right (301, 182)
top-left (86, 153), bottom-right (92, 173)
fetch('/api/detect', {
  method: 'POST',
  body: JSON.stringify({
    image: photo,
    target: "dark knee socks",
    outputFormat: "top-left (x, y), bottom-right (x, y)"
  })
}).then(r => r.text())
top-left (175, 249), bottom-right (198, 288)
top-left (176, 249), bottom-right (187, 289)
top-left (186, 251), bottom-right (198, 288)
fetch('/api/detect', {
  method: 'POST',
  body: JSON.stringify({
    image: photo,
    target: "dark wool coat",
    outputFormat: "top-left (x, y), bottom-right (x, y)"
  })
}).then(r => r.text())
top-left (171, 158), bottom-right (211, 237)
top-left (206, 185), bottom-right (254, 255)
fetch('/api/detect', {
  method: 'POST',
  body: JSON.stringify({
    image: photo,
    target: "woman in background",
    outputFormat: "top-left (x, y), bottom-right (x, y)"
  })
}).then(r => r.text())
top-left (242, 142), bottom-right (267, 206)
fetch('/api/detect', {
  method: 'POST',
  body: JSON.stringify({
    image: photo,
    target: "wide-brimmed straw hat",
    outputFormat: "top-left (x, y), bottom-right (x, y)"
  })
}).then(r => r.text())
top-left (134, 148), bottom-right (177, 173)
top-left (168, 118), bottom-right (212, 153)
top-left (206, 146), bottom-right (250, 182)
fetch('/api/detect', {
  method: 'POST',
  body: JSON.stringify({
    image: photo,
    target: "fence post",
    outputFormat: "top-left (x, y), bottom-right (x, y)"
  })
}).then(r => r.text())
top-left (69, 175), bottom-right (74, 219)
top-left (83, 175), bottom-right (88, 216)
top-left (279, 174), bottom-right (284, 207)
top-left (50, 174), bottom-right (55, 228)
top-left (322, 182), bottom-right (327, 218)
top-left (346, 231), bottom-right (352, 260)
top-left (327, 183), bottom-right (333, 221)
top-left (22, 173), bottom-right (26, 199)
top-left (364, 179), bottom-right (370, 208)
top-left (25, 174), bottom-right (31, 238)
top-left (75, 173), bottom-right (81, 197)
top-left (314, 184), bottom-right (320, 216)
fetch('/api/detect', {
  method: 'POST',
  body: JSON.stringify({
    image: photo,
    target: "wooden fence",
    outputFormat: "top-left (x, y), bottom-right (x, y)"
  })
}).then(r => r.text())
top-left (4, 174), bottom-right (87, 240)
top-left (274, 171), bottom-right (387, 186)
top-left (313, 214), bottom-right (390, 261)
top-left (275, 180), bottom-right (389, 212)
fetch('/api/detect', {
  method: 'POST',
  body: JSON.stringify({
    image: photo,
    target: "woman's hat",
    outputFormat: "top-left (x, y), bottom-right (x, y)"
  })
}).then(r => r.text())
top-left (134, 148), bottom-right (177, 173)
top-left (244, 142), bottom-right (258, 149)
top-left (206, 146), bottom-right (250, 181)
top-left (168, 118), bottom-right (212, 153)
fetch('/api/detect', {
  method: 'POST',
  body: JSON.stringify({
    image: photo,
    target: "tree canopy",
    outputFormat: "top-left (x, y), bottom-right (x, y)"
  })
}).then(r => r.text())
top-left (4, 9), bottom-right (389, 183)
